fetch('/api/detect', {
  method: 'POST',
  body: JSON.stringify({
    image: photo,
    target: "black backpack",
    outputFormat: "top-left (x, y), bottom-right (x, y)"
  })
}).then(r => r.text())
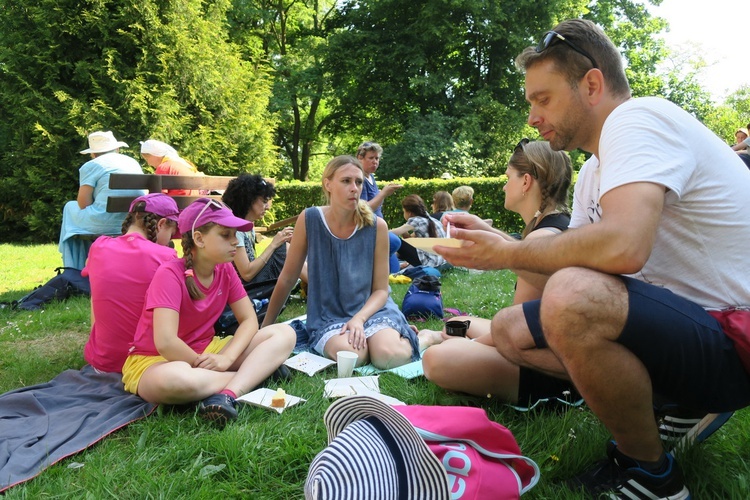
top-left (214, 279), bottom-right (284, 336)
top-left (6, 267), bottom-right (91, 311)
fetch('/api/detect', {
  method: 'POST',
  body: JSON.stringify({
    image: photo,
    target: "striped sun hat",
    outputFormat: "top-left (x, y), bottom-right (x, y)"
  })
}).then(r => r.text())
top-left (305, 395), bottom-right (450, 499)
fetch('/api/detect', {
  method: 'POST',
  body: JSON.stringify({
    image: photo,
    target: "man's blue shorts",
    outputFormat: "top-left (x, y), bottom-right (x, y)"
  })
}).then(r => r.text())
top-left (522, 275), bottom-right (750, 413)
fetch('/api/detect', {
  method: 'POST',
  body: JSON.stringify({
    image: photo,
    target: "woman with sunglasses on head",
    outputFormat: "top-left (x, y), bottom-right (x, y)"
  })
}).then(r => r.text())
top-left (121, 198), bottom-right (296, 426)
top-left (421, 140), bottom-right (575, 406)
top-left (83, 193), bottom-right (180, 373)
top-left (261, 156), bottom-right (442, 369)
top-left (221, 173), bottom-right (307, 286)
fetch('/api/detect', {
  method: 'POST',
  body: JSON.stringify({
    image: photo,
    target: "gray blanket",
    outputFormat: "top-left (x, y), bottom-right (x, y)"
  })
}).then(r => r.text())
top-left (0, 365), bottom-right (155, 492)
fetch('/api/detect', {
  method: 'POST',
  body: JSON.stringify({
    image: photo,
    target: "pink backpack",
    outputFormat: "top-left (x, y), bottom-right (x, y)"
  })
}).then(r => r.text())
top-left (394, 405), bottom-right (540, 499)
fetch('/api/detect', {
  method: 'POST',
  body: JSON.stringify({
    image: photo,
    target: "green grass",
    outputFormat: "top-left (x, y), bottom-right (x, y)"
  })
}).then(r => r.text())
top-left (1, 243), bottom-right (749, 498)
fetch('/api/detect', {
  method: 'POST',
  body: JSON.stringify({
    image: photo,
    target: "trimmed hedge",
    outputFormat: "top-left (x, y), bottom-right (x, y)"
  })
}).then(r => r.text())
top-left (269, 177), bottom-right (524, 234)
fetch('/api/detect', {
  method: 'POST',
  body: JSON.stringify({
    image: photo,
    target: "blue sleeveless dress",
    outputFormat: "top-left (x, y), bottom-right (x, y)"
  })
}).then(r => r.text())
top-left (303, 207), bottom-right (419, 360)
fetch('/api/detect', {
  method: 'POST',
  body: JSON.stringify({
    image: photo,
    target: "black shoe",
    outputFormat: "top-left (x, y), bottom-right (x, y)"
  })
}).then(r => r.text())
top-left (197, 393), bottom-right (238, 426)
top-left (252, 364), bottom-right (293, 392)
top-left (567, 441), bottom-right (690, 499)
top-left (271, 364), bottom-right (292, 382)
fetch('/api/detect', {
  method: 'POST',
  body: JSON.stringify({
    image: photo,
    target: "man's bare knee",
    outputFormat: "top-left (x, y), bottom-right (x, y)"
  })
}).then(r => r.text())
top-left (542, 267), bottom-right (628, 348)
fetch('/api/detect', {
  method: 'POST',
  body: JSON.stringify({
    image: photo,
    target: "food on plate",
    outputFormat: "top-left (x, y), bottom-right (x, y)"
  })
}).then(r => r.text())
top-left (270, 388), bottom-right (286, 408)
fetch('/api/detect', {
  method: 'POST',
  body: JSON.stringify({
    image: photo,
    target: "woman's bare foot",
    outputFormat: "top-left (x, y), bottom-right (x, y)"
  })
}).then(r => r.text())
top-left (417, 328), bottom-right (444, 351)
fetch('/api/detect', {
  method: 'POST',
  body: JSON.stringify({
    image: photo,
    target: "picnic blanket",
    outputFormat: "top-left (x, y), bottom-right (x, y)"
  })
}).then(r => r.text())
top-left (355, 359), bottom-right (425, 379)
top-left (0, 365), bottom-right (156, 492)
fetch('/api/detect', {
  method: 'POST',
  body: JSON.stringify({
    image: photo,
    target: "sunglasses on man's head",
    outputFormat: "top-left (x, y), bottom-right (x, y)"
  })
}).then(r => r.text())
top-left (192, 198), bottom-right (231, 235)
top-left (536, 31), bottom-right (598, 69)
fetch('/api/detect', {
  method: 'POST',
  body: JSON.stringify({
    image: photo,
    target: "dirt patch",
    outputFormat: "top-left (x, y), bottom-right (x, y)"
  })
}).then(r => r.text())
top-left (2, 329), bottom-right (88, 358)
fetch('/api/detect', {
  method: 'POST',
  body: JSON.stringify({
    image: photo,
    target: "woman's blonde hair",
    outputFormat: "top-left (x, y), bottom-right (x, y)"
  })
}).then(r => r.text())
top-left (322, 155), bottom-right (375, 229)
top-left (451, 186), bottom-right (474, 210)
top-left (508, 140), bottom-right (572, 238)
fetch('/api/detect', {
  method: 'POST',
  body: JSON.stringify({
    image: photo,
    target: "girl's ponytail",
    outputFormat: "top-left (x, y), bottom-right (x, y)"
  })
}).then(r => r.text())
top-left (355, 199), bottom-right (375, 229)
top-left (181, 233), bottom-right (205, 300)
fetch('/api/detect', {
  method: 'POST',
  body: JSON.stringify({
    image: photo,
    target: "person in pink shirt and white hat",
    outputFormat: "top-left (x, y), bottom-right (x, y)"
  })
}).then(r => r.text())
top-left (121, 198), bottom-right (296, 426)
top-left (139, 139), bottom-right (203, 196)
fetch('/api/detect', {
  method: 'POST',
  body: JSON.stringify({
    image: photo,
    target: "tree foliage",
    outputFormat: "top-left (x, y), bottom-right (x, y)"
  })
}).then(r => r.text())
top-left (229, 0), bottom-right (338, 181)
top-left (0, 0), bottom-right (730, 242)
top-left (726, 87), bottom-right (750, 120)
top-left (0, 0), bottom-right (277, 241)
top-left (704, 86), bottom-right (750, 144)
top-left (323, 0), bottom-right (578, 179)
top-left (318, 0), bottom-right (698, 180)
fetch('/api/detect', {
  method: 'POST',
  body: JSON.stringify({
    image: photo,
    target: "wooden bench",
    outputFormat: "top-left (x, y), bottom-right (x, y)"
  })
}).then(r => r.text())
top-left (106, 173), bottom-right (232, 212)
top-left (105, 173), bottom-right (296, 232)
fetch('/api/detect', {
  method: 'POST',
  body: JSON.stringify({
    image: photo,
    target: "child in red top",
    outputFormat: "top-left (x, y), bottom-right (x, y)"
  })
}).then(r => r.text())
top-left (122, 198), bottom-right (296, 426)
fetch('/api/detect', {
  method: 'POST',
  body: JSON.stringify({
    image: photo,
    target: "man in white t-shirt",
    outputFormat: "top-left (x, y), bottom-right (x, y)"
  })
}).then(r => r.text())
top-left (437, 19), bottom-right (750, 499)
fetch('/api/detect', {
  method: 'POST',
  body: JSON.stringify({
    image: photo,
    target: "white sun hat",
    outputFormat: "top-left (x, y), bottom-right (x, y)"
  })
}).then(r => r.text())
top-left (80, 131), bottom-right (129, 154)
top-left (140, 139), bottom-right (178, 158)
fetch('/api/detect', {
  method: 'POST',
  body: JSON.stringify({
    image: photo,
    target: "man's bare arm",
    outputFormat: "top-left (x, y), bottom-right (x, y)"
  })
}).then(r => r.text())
top-left (436, 182), bottom-right (665, 276)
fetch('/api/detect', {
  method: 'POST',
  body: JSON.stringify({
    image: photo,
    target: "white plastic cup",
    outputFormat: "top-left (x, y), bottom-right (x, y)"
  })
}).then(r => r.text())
top-left (336, 351), bottom-right (358, 378)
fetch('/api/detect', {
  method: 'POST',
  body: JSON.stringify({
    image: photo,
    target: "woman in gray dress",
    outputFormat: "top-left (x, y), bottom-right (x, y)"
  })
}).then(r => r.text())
top-left (262, 156), bottom-right (441, 369)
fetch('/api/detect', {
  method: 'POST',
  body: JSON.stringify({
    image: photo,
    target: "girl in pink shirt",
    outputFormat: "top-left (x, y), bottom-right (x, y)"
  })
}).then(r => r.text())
top-left (122, 198), bottom-right (296, 426)
top-left (83, 193), bottom-right (180, 372)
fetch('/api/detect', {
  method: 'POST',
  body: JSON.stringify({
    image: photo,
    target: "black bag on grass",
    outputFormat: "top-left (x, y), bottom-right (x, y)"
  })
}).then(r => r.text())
top-left (10, 267), bottom-right (90, 311)
top-left (214, 279), bottom-right (284, 336)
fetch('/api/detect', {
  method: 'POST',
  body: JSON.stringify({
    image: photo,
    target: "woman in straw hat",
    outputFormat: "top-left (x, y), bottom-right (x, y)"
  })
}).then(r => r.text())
top-left (58, 131), bottom-right (145, 269)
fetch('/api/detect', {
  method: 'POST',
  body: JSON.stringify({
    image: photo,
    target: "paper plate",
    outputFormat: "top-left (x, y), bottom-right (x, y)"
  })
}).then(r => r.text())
top-left (323, 376), bottom-right (380, 398)
top-left (406, 237), bottom-right (462, 255)
top-left (284, 352), bottom-right (336, 376)
top-left (236, 388), bottom-right (306, 414)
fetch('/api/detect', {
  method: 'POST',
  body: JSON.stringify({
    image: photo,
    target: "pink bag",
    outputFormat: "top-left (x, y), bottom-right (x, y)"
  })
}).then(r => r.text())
top-left (394, 405), bottom-right (540, 499)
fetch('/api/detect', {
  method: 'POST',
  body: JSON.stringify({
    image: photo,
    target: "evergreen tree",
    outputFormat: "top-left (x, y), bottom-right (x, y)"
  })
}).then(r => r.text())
top-left (0, 0), bottom-right (277, 241)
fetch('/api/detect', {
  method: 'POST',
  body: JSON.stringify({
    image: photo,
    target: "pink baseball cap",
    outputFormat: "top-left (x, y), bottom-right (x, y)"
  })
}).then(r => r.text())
top-left (129, 193), bottom-right (180, 223)
top-left (178, 198), bottom-right (253, 236)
